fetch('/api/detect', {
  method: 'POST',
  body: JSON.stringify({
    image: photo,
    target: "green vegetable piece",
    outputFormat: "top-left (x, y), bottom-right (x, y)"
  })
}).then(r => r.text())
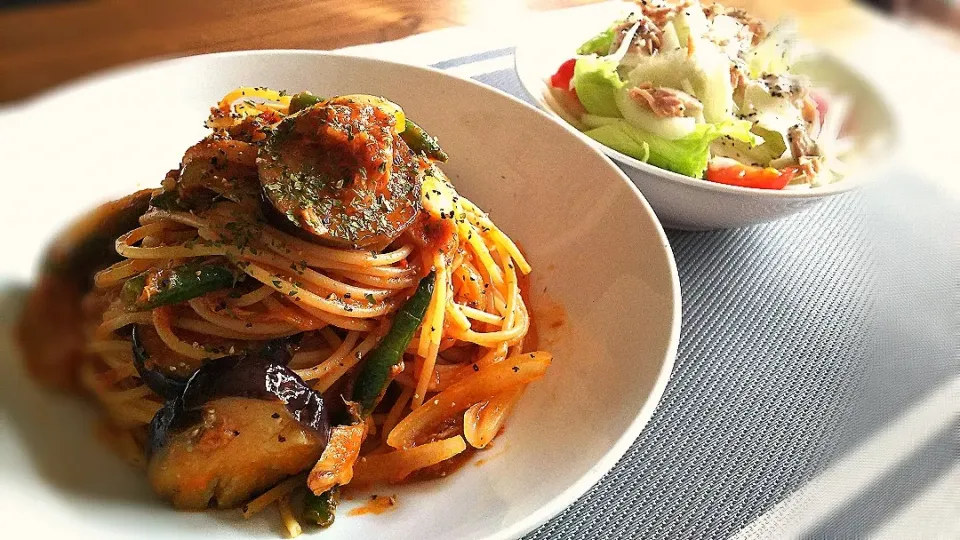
top-left (120, 274), bottom-right (148, 308)
top-left (121, 263), bottom-right (236, 311)
top-left (576, 23), bottom-right (618, 55)
top-left (584, 121), bottom-right (651, 162)
top-left (585, 118), bottom-right (758, 178)
top-left (401, 119), bottom-right (448, 162)
top-left (641, 119), bottom-right (757, 178)
top-left (580, 114), bottom-right (622, 129)
top-left (289, 91), bottom-right (324, 114)
top-left (352, 272), bottom-right (436, 415)
top-left (302, 487), bottom-right (340, 528)
top-left (572, 55), bottom-right (624, 117)
top-left (742, 125), bottom-right (787, 164)
top-left (311, 275), bottom-right (434, 523)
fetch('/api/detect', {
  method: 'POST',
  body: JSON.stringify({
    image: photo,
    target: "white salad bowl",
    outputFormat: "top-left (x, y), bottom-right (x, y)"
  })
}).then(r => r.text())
top-left (0, 51), bottom-right (680, 540)
top-left (514, 2), bottom-right (899, 230)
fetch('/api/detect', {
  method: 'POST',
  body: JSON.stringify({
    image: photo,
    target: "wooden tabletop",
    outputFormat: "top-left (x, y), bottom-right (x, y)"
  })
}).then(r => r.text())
top-left (0, 0), bottom-right (897, 104)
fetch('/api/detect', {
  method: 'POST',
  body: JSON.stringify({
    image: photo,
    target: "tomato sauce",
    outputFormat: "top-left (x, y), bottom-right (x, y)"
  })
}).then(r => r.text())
top-left (347, 494), bottom-right (398, 517)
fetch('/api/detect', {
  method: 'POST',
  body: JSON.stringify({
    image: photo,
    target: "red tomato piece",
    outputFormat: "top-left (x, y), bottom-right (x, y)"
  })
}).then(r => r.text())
top-left (550, 58), bottom-right (578, 90)
top-left (705, 163), bottom-right (795, 190)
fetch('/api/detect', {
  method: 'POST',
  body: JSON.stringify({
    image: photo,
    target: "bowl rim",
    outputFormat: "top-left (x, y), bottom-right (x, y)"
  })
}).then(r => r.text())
top-left (513, 22), bottom-right (903, 200)
top-left (2, 49), bottom-right (682, 540)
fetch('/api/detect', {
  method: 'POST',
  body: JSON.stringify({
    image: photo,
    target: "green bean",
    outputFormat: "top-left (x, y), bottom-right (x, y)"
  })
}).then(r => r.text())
top-left (302, 487), bottom-right (340, 528)
top-left (401, 119), bottom-right (448, 162)
top-left (288, 91), bottom-right (323, 114)
top-left (121, 263), bottom-right (236, 311)
top-left (352, 272), bottom-right (435, 415)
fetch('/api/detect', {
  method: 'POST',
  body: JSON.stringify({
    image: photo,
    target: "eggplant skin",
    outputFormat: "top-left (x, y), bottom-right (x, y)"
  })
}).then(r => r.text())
top-left (148, 398), bottom-right (325, 509)
top-left (146, 343), bottom-right (330, 509)
top-left (148, 359), bottom-right (330, 454)
top-left (131, 325), bottom-right (188, 400)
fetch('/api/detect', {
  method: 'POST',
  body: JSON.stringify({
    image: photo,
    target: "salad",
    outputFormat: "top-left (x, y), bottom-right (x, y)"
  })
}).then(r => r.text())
top-left (546, 0), bottom-right (851, 189)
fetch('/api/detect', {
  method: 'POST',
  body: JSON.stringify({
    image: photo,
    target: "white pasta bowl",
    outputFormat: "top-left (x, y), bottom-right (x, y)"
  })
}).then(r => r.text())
top-left (0, 51), bottom-right (679, 540)
top-left (514, 2), bottom-right (898, 230)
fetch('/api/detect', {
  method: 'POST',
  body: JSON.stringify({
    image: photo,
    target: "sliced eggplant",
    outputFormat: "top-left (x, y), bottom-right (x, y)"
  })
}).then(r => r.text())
top-left (257, 96), bottom-right (422, 250)
top-left (147, 340), bottom-right (330, 509)
top-left (148, 398), bottom-right (326, 509)
top-left (177, 139), bottom-right (261, 208)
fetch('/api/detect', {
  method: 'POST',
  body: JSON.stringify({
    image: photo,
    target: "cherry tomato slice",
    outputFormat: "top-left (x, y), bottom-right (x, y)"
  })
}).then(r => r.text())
top-left (550, 58), bottom-right (578, 90)
top-left (705, 163), bottom-right (795, 190)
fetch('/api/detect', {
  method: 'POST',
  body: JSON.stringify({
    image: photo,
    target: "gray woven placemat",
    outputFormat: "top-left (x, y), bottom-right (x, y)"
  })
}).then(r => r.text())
top-left (436, 54), bottom-right (959, 539)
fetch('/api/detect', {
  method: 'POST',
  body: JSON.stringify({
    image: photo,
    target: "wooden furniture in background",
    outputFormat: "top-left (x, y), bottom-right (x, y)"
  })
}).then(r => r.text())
top-left (1, 0), bottom-right (957, 104)
top-left (0, 0), bottom-right (599, 103)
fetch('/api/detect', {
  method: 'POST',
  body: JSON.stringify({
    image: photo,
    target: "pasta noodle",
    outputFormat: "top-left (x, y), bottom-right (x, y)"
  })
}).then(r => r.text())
top-left (16, 86), bottom-right (552, 535)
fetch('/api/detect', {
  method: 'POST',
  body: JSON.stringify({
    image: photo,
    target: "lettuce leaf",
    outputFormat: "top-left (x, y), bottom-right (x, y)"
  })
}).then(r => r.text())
top-left (581, 114), bottom-right (622, 129)
top-left (713, 125), bottom-right (786, 167)
top-left (585, 118), bottom-right (758, 178)
top-left (576, 24), bottom-right (619, 55)
top-left (583, 121), bottom-right (651, 162)
top-left (573, 55), bottom-right (624, 117)
top-left (710, 119), bottom-right (760, 145)
top-left (647, 119), bottom-right (758, 177)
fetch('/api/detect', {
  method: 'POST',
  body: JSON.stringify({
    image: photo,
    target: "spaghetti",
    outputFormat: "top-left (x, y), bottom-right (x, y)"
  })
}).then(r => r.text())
top-left (16, 87), bottom-right (551, 536)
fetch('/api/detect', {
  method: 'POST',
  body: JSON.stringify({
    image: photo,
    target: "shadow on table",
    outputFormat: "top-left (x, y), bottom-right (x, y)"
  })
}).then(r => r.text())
top-left (802, 417), bottom-right (959, 538)
top-left (653, 172), bottom-right (960, 538)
